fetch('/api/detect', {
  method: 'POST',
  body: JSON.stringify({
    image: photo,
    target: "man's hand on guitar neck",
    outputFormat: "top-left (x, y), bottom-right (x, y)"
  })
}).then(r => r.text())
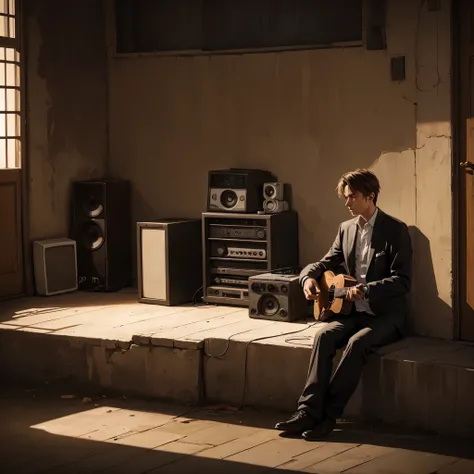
top-left (346, 284), bottom-right (367, 302)
top-left (303, 277), bottom-right (320, 300)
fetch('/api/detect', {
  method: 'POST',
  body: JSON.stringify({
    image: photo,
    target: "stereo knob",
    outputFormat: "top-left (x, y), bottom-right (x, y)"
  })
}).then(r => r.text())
top-left (280, 309), bottom-right (287, 318)
top-left (281, 285), bottom-right (288, 293)
top-left (256, 228), bottom-right (266, 239)
top-left (268, 284), bottom-right (277, 293)
top-left (251, 283), bottom-right (262, 293)
top-left (216, 245), bottom-right (226, 256)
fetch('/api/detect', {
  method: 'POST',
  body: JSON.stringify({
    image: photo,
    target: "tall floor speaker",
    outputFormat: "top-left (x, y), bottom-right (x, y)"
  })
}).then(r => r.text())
top-left (137, 219), bottom-right (202, 305)
top-left (71, 178), bottom-right (132, 291)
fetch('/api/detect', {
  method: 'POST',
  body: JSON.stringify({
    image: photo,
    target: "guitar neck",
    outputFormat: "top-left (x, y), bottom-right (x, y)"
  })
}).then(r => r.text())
top-left (332, 285), bottom-right (367, 299)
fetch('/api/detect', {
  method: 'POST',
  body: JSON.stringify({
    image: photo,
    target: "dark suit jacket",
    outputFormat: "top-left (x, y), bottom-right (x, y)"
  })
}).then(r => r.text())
top-left (299, 209), bottom-right (413, 326)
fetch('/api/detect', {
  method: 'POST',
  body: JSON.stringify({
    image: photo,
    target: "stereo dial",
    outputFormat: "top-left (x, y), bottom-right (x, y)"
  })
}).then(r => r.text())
top-left (216, 245), bottom-right (226, 256)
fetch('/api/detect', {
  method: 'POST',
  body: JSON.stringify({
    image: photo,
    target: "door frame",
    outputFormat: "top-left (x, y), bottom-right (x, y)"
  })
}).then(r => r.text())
top-left (19, 0), bottom-right (32, 296)
top-left (451, 0), bottom-right (474, 341)
top-left (0, 0), bottom-right (31, 300)
top-left (452, 0), bottom-right (461, 340)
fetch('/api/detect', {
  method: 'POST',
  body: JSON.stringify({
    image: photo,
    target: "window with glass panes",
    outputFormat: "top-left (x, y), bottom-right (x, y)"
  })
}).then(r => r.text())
top-left (0, 0), bottom-right (20, 169)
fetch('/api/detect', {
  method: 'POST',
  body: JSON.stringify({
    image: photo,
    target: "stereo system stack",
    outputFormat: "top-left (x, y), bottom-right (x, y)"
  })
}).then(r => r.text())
top-left (202, 168), bottom-right (306, 320)
top-left (33, 168), bottom-right (307, 322)
top-left (202, 210), bottom-right (298, 307)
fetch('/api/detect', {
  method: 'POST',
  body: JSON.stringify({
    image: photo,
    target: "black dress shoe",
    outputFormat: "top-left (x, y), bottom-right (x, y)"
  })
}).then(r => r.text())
top-left (275, 410), bottom-right (316, 434)
top-left (302, 416), bottom-right (336, 441)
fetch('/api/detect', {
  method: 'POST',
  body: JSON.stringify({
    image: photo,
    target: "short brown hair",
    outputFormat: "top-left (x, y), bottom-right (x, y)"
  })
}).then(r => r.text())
top-left (336, 169), bottom-right (381, 205)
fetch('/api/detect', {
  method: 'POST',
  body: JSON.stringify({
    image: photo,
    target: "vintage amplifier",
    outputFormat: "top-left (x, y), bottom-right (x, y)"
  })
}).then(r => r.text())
top-left (210, 242), bottom-right (267, 260)
top-left (209, 224), bottom-right (267, 240)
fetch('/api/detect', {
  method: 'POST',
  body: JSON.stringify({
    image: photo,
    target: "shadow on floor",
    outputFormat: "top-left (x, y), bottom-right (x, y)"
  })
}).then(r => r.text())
top-left (1, 384), bottom-right (473, 474)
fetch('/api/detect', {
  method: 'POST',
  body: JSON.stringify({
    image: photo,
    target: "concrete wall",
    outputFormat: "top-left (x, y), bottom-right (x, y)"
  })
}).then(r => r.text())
top-left (107, 1), bottom-right (453, 339)
top-left (25, 0), bottom-right (108, 241)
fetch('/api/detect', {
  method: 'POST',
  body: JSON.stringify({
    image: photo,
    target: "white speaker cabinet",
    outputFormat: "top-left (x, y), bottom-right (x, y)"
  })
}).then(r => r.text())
top-left (137, 219), bottom-right (202, 305)
top-left (33, 238), bottom-right (78, 296)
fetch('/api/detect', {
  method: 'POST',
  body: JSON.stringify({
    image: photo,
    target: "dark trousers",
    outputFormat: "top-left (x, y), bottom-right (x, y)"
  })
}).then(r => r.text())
top-left (298, 310), bottom-right (402, 420)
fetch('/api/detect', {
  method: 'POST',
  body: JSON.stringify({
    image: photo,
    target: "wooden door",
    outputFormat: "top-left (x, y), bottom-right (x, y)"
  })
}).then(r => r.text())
top-left (458, 1), bottom-right (474, 341)
top-left (0, 1), bottom-right (23, 299)
top-left (0, 169), bottom-right (23, 297)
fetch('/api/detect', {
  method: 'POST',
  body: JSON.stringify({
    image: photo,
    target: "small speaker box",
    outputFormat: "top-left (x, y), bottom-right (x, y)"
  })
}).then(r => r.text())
top-left (263, 182), bottom-right (285, 201)
top-left (33, 238), bottom-right (78, 296)
top-left (248, 272), bottom-right (308, 322)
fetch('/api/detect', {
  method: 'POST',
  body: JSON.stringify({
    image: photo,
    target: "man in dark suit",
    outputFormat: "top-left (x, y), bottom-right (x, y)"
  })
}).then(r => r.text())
top-left (275, 168), bottom-right (412, 440)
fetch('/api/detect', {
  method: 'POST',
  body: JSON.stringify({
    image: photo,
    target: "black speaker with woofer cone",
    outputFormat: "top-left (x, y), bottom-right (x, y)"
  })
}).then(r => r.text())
top-left (248, 273), bottom-right (308, 322)
top-left (71, 179), bottom-right (132, 291)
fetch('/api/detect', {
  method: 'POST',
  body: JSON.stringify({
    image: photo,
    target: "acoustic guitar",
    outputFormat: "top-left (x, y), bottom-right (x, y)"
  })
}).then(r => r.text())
top-left (310, 270), bottom-right (367, 321)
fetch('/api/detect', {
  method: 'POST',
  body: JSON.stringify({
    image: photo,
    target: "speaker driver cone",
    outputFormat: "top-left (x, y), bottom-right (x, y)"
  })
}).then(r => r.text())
top-left (82, 195), bottom-right (104, 218)
top-left (264, 200), bottom-right (276, 212)
top-left (220, 190), bottom-right (238, 209)
top-left (79, 221), bottom-right (105, 250)
top-left (264, 185), bottom-right (275, 199)
top-left (258, 294), bottom-right (280, 317)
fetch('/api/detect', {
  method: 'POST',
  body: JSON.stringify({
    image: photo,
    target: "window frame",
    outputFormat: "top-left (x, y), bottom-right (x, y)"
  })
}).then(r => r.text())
top-left (110, 0), bottom-right (364, 59)
top-left (0, 0), bottom-right (21, 170)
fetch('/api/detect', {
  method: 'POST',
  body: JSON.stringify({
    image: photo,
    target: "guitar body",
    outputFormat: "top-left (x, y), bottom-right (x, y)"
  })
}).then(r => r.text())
top-left (313, 271), bottom-right (358, 321)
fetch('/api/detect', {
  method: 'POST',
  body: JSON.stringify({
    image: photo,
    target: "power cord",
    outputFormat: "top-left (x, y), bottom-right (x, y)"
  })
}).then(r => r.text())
top-left (203, 318), bottom-right (321, 407)
top-left (198, 266), bottom-right (316, 405)
top-left (192, 286), bottom-right (203, 306)
top-left (240, 321), bottom-right (320, 406)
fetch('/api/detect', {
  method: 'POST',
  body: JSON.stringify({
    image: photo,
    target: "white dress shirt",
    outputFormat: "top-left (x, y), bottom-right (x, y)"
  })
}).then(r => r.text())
top-left (353, 208), bottom-right (378, 314)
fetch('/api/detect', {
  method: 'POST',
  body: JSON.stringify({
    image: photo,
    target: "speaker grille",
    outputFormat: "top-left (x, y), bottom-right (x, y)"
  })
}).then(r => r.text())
top-left (33, 238), bottom-right (78, 296)
top-left (45, 245), bottom-right (77, 294)
top-left (141, 227), bottom-right (167, 301)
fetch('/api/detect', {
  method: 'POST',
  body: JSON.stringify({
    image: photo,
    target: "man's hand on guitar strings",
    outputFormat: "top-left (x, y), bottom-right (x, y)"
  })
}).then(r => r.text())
top-left (303, 277), bottom-right (320, 300)
top-left (346, 284), bottom-right (367, 301)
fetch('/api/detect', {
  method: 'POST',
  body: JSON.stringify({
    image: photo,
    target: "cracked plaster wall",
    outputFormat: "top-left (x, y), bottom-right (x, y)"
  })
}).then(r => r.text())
top-left (25, 0), bottom-right (108, 240)
top-left (108, 1), bottom-right (453, 339)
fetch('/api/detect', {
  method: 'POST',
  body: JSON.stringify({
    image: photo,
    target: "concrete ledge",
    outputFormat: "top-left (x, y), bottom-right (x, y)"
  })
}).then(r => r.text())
top-left (1, 293), bottom-right (473, 438)
top-left (203, 338), bottom-right (311, 411)
top-left (87, 344), bottom-right (201, 404)
top-left (358, 339), bottom-right (474, 438)
top-left (203, 335), bottom-right (474, 438)
top-left (2, 327), bottom-right (473, 438)
top-left (0, 331), bottom-right (202, 405)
